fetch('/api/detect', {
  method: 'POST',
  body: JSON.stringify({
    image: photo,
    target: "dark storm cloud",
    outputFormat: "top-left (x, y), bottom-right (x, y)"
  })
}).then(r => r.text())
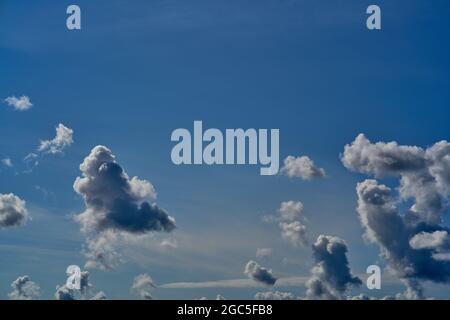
top-left (305, 235), bottom-right (362, 300)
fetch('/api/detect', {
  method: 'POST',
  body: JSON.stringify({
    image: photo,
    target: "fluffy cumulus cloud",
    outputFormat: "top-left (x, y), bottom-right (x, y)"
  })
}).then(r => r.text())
top-left (254, 291), bottom-right (296, 300)
top-left (74, 146), bottom-right (175, 269)
top-left (280, 221), bottom-right (308, 248)
top-left (305, 235), bottom-right (361, 300)
top-left (244, 260), bottom-right (277, 286)
top-left (131, 274), bottom-right (156, 300)
top-left (277, 201), bottom-right (308, 247)
top-left (9, 275), bottom-right (40, 300)
top-left (280, 155), bottom-right (325, 180)
top-left (343, 134), bottom-right (450, 298)
top-left (278, 201), bottom-right (303, 221)
top-left (38, 123), bottom-right (74, 154)
top-left (0, 193), bottom-right (28, 228)
top-left (4, 95), bottom-right (33, 111)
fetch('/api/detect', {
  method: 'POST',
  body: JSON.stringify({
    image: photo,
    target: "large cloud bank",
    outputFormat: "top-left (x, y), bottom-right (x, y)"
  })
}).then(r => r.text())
top-left (343, 134), bottom-right (450, 298)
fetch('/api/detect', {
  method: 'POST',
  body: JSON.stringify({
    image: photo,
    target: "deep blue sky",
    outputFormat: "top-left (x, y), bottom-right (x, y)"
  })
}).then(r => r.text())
top-left (1, 0), bottom-right (450, 299)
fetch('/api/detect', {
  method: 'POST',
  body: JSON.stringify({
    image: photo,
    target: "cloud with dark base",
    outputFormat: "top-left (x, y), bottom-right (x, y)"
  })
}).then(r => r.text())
top-left (0, 193), bottom-right (28, 228)
top-left (305, 235), bottom-right (361, 299)
top-left (74, 146), bottom-right (176, 269)
top-left (244, 260), bottom-right (277, 286)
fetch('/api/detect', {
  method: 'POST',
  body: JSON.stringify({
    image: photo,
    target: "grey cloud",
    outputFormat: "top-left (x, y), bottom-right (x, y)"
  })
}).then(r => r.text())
top-left (305, 235), bottom-right (362, 300)
top-left (74, 146), bottom-right (176, 269)
top-left (244, 260), bottom-right (277, 286)
top-left (9, 275), bottom-right (40, 300)
top-left (343, 134), bottom-right (450, 298)
top-left (356, 179), bottom-right (450, 288)
top-left (280, 155), bottom-right (325, 180)
top-left (342, 134), bottom-right (450, 225)
top-left (55, 285), bottom-right (75, 300)
top-left (0, 193), bottom-right (28, 228)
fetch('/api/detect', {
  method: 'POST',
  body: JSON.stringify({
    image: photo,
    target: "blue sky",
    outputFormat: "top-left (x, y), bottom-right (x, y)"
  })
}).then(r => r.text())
top-left (1, 0), bottom-right (450, 299)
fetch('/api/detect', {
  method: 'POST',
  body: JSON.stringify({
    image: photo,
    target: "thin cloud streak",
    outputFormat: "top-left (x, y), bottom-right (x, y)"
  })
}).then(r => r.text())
top-left (160, 276), bottom-right (308, 289)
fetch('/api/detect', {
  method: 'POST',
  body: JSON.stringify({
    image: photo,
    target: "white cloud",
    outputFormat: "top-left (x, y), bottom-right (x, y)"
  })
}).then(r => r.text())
top-left (131, 274), bottom-right (156, 300)
top-left (280, 155), bottom-right (325, 180)
top-left (4, 95), bottom-right (33, 111)
top-left (160, 238), bottom-right (178, 249)
top-left (255, 291), bottom-right (296, 300)
top-left (410, 231), bottom-right (449, 250)
top-left (280, 221), bottom-right (307, 247)
top-left (90, 291), bottom-right (107, 300)
top-left (38, 123), bottom-right (74, 154)
top-left (160, 276), bottom-right (307, 289)
top-left (1, 158), bottom-right (13, 167)
top-left (278, 201), bottom-right (303, 221)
